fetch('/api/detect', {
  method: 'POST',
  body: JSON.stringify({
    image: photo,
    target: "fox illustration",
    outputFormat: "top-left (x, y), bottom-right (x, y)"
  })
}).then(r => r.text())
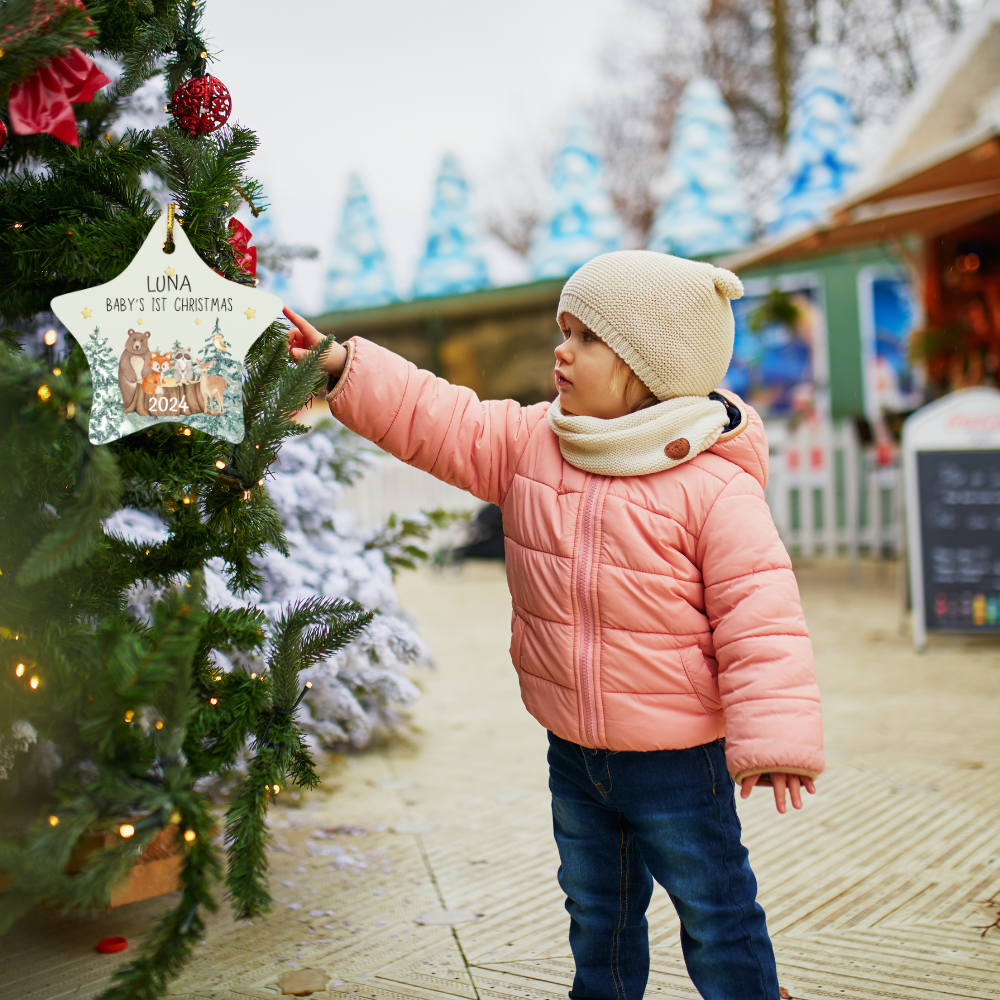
top-left (141, 351), bottom-right (172, 394)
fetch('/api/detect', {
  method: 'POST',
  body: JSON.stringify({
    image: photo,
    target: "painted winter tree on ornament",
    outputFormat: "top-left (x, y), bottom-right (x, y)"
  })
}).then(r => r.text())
top-left (648, 77), bottom-right (753, 258)
top-left (529, 114), bottom-right (622, 279)
top-left (412, 155), bottom-right (489, 298)
top-left (324, 175), bottom-right (397, 311)
top-left (769, 49), bottom-right (860, 239)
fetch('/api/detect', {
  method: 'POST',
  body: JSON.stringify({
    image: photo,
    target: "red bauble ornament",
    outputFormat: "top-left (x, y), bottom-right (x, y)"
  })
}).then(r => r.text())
top-left (170, 74), bottom-right (232, 136)
top-left (96, 936), bottom-right (128, 954)
top-left (0, 119), bottom-right (7, 151)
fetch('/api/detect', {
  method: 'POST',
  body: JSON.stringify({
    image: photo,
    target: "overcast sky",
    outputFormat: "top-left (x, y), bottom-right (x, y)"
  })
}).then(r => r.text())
top-left (200, 0), bottom-right (653, 312)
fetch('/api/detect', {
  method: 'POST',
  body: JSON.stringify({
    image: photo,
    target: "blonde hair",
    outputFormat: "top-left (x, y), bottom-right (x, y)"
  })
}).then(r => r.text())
top-left (610, 355), bottom-right (658, 413)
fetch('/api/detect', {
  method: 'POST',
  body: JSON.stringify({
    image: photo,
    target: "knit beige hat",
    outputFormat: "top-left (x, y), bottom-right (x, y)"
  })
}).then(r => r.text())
top-left (557, 250), bottom-right (744, 401)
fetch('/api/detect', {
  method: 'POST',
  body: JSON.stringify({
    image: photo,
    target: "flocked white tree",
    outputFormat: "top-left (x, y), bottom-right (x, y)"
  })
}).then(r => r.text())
top-left (106, 422), bottom-right (433, 751)
top-left (648, 77), bottom-right (753, 259)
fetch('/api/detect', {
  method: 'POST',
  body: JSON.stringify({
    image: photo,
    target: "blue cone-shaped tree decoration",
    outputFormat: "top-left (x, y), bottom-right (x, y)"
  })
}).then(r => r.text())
top-left (528, 114), bottom-right (622, 279)
top-left (648, 77), bottom-right (753, 258)
top-left (323, 175), bottom-right (397, 311)
top-left (769, 49), bottom-right (860, 239)
top-left (251, 212), bottom-right (290, 298)
top-left (412, 155), bottom-right (489, 298)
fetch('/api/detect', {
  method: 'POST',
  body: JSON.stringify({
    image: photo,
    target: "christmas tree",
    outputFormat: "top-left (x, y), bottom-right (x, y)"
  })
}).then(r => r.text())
top-left (249, 212), bottom-right (291, 298)
top-left (769, 49), bottom-right (860, 239)
top-left (323, 174), bottom-right (397, 311)
top-left (648, 77), bottom-right (753, 258)
top-left (412, 154), bottom-right (489, 298)
top-left (0, 4), bottom-right (372, 998)
top-left (528, 114), bottom-right (622, 279)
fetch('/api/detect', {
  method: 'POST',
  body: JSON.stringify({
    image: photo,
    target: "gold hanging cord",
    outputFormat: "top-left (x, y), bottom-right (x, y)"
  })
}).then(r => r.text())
top-left (163, 203), bottom-right (177, 253)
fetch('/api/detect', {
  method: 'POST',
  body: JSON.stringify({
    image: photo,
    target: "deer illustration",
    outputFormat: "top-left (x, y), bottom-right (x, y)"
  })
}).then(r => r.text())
top-left (197, 359), bottom-right (226, 415)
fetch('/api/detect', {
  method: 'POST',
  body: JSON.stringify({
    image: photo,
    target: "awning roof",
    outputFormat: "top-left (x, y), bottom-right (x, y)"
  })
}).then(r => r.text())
top-left (721, 125), bottom-right (1000, 272)
top-left (310, 277), bottom-right (566, 333)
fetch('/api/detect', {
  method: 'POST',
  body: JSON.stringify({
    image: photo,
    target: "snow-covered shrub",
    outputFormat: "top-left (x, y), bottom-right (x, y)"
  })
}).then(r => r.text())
top-left (260, 422), bottom-right (432, 747)
top-left (105, 420), bottom-right (445, 751)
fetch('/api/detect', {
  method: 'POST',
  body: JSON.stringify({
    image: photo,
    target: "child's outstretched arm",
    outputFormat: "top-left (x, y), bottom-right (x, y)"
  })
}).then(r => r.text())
top-left (285, 307), bottom-right (547, 506)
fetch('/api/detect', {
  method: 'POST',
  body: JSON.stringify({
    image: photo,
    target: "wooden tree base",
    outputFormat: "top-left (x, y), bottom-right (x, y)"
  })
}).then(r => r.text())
top-left (0, 826), bottom-right (183, 909)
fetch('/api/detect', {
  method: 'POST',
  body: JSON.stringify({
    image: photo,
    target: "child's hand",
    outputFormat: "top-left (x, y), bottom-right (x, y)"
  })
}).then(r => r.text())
top-left (284, 306), bottom-right (348, 376)
top-left (740, 772), bottom-right (816, 814)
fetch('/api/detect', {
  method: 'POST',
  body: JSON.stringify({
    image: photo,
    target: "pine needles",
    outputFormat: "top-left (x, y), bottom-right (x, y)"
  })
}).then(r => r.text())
top-left (0, 4), bottom-right (372, 998)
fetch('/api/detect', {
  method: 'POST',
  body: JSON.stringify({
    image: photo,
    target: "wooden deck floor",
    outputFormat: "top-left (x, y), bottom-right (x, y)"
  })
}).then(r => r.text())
top-left (3, 559), bottom-right (1000, 999)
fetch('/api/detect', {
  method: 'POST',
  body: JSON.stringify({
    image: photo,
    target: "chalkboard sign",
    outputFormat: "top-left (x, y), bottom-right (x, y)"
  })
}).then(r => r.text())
top-left (916, 450), bottom-right (1000, 632)
top-left (903, 387), bottom-right (1000, 648)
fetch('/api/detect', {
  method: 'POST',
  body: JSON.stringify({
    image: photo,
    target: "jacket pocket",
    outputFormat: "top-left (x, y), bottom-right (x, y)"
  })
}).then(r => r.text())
top-left (680, 645), bottom-right (722, 713)
top-left (510, 613), bottom-right (527, 672)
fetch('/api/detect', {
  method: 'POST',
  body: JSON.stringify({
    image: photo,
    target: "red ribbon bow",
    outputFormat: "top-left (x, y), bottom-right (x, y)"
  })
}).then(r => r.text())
top-left (8, 47), bottom-right (110, 146)
top-left (227, 219), bottom-right (258, 277)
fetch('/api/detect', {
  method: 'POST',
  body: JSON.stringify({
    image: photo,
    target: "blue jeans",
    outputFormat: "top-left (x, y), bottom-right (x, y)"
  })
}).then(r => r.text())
top-left (547, 732), bottom-right (779, 1000)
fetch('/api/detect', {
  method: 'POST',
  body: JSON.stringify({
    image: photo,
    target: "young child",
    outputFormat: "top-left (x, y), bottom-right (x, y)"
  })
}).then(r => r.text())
top-left (286, 250), bottom-right (822, 1000)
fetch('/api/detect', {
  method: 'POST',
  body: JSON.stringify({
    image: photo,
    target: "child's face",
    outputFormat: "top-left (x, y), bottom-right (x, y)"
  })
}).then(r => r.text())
top-left (555, 313), bottom-right (636, 419)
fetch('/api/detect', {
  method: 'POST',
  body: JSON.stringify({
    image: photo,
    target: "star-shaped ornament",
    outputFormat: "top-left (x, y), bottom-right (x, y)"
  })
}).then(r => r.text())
top-left (52, 208), bottom-right (282, 445)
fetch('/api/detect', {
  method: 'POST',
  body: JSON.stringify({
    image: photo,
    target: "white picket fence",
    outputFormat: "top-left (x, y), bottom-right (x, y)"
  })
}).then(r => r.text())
top-left (337, 421), bottom-right (904, 558)
top-left (764, 419), bottom-right (903, 558)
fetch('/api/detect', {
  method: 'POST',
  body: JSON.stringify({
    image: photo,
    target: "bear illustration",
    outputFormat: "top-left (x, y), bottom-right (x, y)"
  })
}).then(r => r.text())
top-left (118, 328), bottom-right (152, 407)
top-left (174, 346), bottom-right (195, 383)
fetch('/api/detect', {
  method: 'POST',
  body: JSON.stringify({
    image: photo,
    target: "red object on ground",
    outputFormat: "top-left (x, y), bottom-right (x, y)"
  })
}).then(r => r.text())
top-left (7, 47), bottom-right (110, 146)
top-left (171, 74), bottom-right (232, 136)
top-left (228, 218), bottom-right (257, 277)
top-left (96, 936), bottom-right (128, 954)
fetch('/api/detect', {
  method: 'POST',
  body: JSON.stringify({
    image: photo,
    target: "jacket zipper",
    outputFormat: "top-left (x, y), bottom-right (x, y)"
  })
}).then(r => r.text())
top-left (577, 475), bottom-right (604, 746)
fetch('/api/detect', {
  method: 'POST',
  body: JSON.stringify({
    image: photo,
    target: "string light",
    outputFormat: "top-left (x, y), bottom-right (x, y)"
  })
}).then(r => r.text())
top-left (215, 460), bottom-right (226, 469)
top-left (29, 676), bottom-right (39, 689)
top-left (209, 697), bottom-right (218, 705)
top-left (44, 330), bottom-right (57, 346)
top-left (272, 785), bottom-right (280, 794)
top-left (170, 810), bottom-right (182, 824)
top-left (119, 823), bottom-right (135, 838)
top-left (13, 222), bottom-right (23, 230)
top-left (37, 385), bottom-right (51, 401)
top-left (182, 427), bottom-right (192, 436)
top-left (213, 675), bottom-right (221, 681)
top-left (258, 478), bottom-right (264, 486)
top-left (241, 490), bottom-right (251, 501)
top-left (305, 681), bottom-right (313, 689)
top-left (155, 720), bottom-right (164, 730)
top-left (15, 663), bottom-right (24, 677)
top-left (250, 672), bottom-right (257, 680)
top-left (52, 367), bottom-right (62, 376)
top-left (64, 402), bottom-right (75, 418)
top-left (48, 815), bottom-right (59, 827)
top-left (124, 709), bottom-right (135, 722)
top-left (183, 829), bottom-right (196, 843)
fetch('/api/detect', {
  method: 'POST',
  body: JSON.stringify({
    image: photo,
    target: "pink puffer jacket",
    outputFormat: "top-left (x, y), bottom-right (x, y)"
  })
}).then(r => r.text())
top-left (328, 337), bottom-right (823, 782)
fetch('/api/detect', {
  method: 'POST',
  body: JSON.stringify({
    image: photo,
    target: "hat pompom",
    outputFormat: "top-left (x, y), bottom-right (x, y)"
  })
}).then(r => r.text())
top-left (711, 267), bottom-right (743, 300)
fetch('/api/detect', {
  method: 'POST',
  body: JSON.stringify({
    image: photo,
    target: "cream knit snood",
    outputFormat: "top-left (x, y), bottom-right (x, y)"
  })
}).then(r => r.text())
top-left (547, 395), bottom-right (737, 477)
